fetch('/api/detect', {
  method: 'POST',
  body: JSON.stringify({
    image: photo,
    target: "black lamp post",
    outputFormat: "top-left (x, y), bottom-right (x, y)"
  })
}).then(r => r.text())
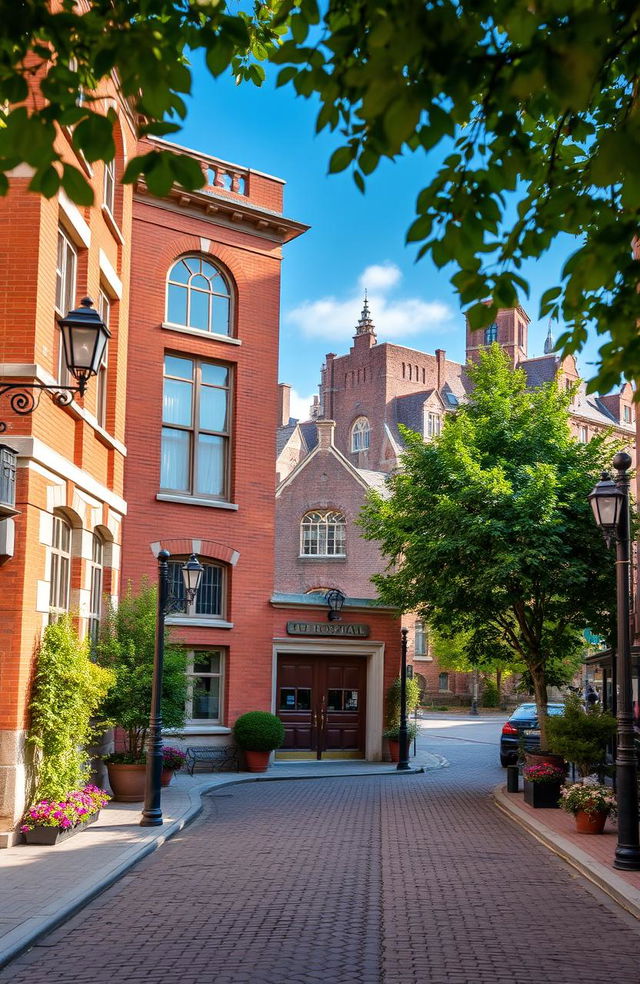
top-left (0, 297), bottom-right (110, 433)
top-left (397, 628), bottom-right (410, 771)
top-left (325, 588), bottom-right (346, 621)
top-left (140, 550), bottom-right (203, 827)
top-left (588, 452), bottom-right (640, 870)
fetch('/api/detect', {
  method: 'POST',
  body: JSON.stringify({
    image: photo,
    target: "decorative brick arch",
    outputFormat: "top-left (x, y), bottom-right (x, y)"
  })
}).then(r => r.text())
top-left (153, 235), bottom-right (250, 297)
top-left (149, 537), bottom-right (239, 566)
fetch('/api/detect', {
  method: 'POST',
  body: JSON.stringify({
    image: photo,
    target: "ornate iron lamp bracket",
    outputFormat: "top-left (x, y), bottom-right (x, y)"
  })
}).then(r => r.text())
top-left (0, 381), bottom-right (83, 434)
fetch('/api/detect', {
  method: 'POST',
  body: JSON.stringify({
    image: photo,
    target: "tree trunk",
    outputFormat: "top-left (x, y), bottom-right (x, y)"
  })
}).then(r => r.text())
top-left (496, 669), bottom-right (502, 701)
top-left (529, 663), bottom-right (549, 749)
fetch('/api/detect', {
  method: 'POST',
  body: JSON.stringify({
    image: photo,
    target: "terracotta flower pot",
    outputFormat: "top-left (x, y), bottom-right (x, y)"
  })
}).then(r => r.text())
top-left (160, 768), bottom-right (174, 787)
top-left (107, 762), bottom-right (147, 802)
top-left (244, 750), bottom-right (271, 773)
top-left (388, 739), bottom-right (400, 763)
top-left (575, 809), bottom-right (608, 834)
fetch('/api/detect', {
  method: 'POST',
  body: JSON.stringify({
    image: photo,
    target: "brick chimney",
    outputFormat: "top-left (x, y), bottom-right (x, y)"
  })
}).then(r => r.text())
top-left (435, 349), bottom-right (446, 390)
top-left (315, 419), bottom-right (336, 451)
top-left (278, 383), bottom-right (291, 427)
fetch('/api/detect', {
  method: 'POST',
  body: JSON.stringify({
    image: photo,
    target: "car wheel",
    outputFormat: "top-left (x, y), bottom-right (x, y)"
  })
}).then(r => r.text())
top-left (500, 754), bottom-right (513, 767)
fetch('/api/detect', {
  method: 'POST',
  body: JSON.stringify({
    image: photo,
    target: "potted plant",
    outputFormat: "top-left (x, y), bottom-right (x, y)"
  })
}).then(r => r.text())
top-left (21, 785), bottom-right (110, 846)
top-left (522, 763), bottom-right (565, 808)
top-left (559, 778), bottom-right (617, 834)
top-left (546, 693), bottom-right (616, 777)
top-left (233, 711), bottom-right (285, 772)
top-left (161, 746), bottom-right (186, 786)
top-left (96, 583), bottom-right (187, 801)
top-left (384, 676), bottom-right (421, 762)
top-left (383, 722), bottom-right (419, 763)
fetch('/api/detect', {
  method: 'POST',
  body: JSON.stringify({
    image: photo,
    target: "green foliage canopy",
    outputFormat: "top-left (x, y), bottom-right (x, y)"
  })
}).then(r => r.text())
top-left (28, 614), bottom-right (114, 801)
top-left (2, 2), bottom-right (640, 388)
top-left (360, 346), bottom-right (617, 743)
top-left (95, 581), bottom-right (187, 759)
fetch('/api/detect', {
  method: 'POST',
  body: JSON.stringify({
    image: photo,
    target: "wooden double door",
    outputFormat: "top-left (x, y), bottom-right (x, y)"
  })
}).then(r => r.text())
top-left (276, 654), bottom-right (366, 760)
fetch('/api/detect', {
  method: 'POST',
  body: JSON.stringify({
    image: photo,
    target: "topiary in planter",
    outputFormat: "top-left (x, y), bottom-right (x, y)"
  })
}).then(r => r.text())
top-left (233, 711), bottom-right (285, 752)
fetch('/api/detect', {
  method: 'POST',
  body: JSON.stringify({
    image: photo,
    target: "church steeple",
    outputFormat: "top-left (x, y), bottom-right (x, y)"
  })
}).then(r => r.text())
top-left (355, 290), bottom-right (376, 336)
top-left (544, 322), bottom-right (555, 355)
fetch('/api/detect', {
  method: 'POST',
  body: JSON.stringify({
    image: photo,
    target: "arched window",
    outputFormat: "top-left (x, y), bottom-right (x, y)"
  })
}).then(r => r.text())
top-left (484, 322), bottom-right (498, 344)
top-left (166, 256), bottom-right (232, 336)
top-left (88, 532), bottom-right (104, 645)
top-left (49, 513), bottom-right (72, 623)
top-left (301, 511), bottom-right (346, 557)
top-left (167, 558), bottom-right (226, 619)
top-left (351, 417), bottom-right (370, 452)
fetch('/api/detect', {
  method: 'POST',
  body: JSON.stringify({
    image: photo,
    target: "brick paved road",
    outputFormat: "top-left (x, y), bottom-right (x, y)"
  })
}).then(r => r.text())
top-left (4, 736), bottom-right (640, 984)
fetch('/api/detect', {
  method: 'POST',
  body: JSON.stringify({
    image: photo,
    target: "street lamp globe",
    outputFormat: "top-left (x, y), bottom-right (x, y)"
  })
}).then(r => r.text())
top-left (58, 297), bottom-right (110, 396)
top-left (181, 553), bottom-right (204, 604)
top-left (588, 471), bottom-right (624, 545)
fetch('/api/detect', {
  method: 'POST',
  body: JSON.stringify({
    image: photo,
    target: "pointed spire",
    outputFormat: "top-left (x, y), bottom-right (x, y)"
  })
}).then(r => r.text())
top-left (544, 321), bottom-right (555, 355)
top-left (355, 289), bottom-right (376, 336)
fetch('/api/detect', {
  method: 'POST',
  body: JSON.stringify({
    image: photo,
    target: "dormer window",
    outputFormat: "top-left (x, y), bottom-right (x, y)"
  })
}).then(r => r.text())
top-left (351, 417), bottom-right (370, 452)
top-left (426, 412), bottom-right (442, 439)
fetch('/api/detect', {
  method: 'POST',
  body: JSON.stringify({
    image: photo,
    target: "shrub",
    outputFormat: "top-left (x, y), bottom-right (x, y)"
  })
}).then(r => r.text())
top-left (482, 679), bottom-right (499, 708)
top-left (27, 615), bottom-right (114, 802)
top-left (382, 722), bottom-right (418, 741)
top-left (233, 712), bottom-right (285, 752)
top-left (546, 693), bottom-right (616, 777)
top-left (95, 581), bottom-right (187, 760)
top-left (384, 676), bottom-right (421, 732)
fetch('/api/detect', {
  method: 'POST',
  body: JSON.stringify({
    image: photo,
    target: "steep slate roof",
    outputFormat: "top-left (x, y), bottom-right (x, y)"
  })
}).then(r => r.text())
top-left (299, 420), bottom-right (318, 451)
top-left (519, 354), bottom-right (560, 388)
top-left (276, 423), bottom-right (297, 456)
top-left (355, 468), bottom-right (392, 498)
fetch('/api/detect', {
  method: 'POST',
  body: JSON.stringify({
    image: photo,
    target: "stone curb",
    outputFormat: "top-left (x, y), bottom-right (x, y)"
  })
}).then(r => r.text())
top-left (494, 783), bottom-right (640, 921)
top-left (0, 761), bottom-right (439, 971)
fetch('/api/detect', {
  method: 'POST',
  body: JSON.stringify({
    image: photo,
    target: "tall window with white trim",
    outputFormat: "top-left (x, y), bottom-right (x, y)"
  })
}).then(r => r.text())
top-left (186, 650), bottom-right (224, 723)
top-left (351, 417), bottom-right (370, 452)
top-left (166, 256), bottom-right (232, 336)
top-left (49, 514), bottom-right (72, 623)
top-left (88, 532), bottom-right (104, 644)
top-left (301, 511), bottom-right (346, 557)
top-left (161, 354), bottom-right (231, 499)
top-left (414, 621), bottom-right (428, 656)
top-left (55, 228), bottom-right (77, 385)
top-left (426, 412), bottom-right (442, 439)
top-left (103, 157), bottom-right (115, 215)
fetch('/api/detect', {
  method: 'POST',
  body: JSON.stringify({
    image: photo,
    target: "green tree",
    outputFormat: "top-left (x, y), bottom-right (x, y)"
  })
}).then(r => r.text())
top-left (1, 2), bottom-right (640, 388)
top-left (28, 614), bottom-right (114, 801)
top-left (431, 627), bottom-right (516, 703)
top-left (360, 345), bottom-right (616, 748)
top-left (95, 581), bottom-right (187, 760)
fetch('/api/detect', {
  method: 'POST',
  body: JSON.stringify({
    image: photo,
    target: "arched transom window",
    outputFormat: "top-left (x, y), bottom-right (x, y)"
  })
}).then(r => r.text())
top-left (301, 511), bottom-right (346, 557)
top-left (166, 256), bottom-right (232, 336)
top-left (351, 417), bottom-right (370, 452)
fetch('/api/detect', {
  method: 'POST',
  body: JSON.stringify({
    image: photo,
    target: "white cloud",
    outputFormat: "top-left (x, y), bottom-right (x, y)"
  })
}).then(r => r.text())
top-left (286, 263), bottom-right (454, 341)
top-left (289, 388), bottom-right (315, 421)
top-left (359, 262), bottom-right (402, 291)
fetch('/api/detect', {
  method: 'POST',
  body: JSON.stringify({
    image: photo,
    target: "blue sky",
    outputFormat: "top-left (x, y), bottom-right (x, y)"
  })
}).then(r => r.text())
top-left (178, 59), bottom-right (598, 421)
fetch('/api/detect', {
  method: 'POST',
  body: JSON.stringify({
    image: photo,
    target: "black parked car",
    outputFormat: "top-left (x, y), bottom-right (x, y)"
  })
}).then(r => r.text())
top-left (499, 702), bottom-right (565, 766)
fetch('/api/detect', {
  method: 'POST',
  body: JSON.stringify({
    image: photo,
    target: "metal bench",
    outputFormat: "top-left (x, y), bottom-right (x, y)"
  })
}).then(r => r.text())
top-left (184, 745), bottom-right (239, 775)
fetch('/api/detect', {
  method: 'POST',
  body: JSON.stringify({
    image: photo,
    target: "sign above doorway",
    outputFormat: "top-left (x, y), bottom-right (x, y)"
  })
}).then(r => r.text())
top-left (286, 620), bottom-right (370, 638)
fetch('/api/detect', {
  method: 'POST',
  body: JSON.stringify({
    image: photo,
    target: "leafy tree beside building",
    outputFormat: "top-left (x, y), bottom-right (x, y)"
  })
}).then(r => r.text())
top-left (360, 346), bottom-right (616, 749)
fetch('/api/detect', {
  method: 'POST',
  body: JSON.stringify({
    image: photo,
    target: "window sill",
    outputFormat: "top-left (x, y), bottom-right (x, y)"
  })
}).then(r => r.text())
top-left (162, 322), bottom-right (241, 346)
top-left (297, 555), bottom-right (346, 561)
top-left (101, 204), bottom-right (125, 245)
top-left (413, 656), bottom-right (433, 662)
top-left (156, 493), bottom-right (238, 510)
top-left (164, 725), bottom-right (231, 736)
top-left (165, 617), bottom-right (234, 629)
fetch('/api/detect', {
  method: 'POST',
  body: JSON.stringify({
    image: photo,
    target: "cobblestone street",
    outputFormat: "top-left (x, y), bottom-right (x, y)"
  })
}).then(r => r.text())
top-left (3, 726), bottom-right (640, 984)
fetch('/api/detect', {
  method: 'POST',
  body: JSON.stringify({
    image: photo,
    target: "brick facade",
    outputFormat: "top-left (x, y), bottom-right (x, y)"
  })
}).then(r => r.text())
top-left (0, 84), bottom-right (136, 835)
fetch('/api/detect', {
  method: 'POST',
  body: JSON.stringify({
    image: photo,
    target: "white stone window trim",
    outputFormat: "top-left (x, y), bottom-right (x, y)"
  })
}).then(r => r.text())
top-left (163, 725), bottom-right (232, 736)
top-left (161, 321), bottom-right (242, 345)
top-left (100, 203), bottom-right (125, 245)
top-left (156, 493), bottom-right (239, 511)
top-left (99, 248), bottom-right (122, 299)
top-left (59, 190), bottom-right (91, 247)
top-left (165, 617), bottom-right (234, 628)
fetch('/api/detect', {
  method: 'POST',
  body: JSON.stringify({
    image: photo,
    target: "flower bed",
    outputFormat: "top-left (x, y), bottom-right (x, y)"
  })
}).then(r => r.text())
top-left (21, 785), bottom-right (111, 845)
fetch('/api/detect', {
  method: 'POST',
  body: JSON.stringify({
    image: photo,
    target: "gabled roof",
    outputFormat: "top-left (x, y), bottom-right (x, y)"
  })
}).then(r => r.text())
top-left (276, 425), bottom-right (379, 497)
top-left (299, 420), bottom-right (318, 451)
top-left (276, 423), bottom-right (298, 456)
top-left (519, 354), bottom-right (560, 388)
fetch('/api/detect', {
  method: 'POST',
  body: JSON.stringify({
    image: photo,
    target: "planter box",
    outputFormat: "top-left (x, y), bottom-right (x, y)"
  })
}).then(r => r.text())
top-left (523, 780), bottom-right (561, 809)
top-left (23, 812), bottom-right (100, 846)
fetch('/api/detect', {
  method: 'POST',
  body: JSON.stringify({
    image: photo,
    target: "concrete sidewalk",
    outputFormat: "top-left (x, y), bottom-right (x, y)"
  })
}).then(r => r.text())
top-left (495, 783), bottom-right (640, 921)
top-left (0, 751), bottom-right (444, 969)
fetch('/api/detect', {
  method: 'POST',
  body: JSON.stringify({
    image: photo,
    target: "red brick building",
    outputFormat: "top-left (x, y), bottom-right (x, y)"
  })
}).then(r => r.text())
top-left (274, 416), bottom-right (401, 760)
top-left (0, 84), bottom-right (137, 842)
top-left (121, 140), bottom-right (307, 748)
top-left (278, 300), bottom-right (637, 706)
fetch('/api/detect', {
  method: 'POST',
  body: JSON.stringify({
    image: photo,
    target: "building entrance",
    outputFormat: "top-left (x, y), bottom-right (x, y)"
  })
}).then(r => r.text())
top-left (276, 653), bottom-right (366, 760)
